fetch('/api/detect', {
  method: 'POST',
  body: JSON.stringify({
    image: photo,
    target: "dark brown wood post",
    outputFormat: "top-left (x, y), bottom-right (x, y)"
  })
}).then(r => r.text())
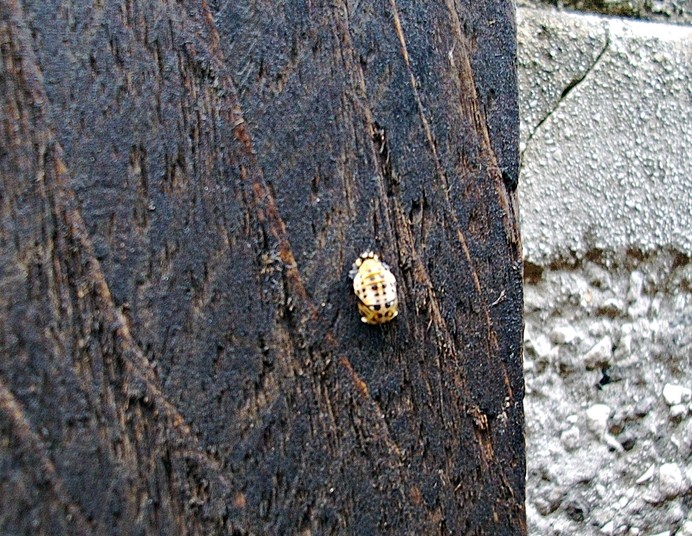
top-left (0, 1), bottom-right (524, 534)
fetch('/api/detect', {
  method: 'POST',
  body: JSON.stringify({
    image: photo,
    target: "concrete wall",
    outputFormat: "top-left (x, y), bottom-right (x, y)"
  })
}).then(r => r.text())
top-left (517, 7), bottom-right (692, 535)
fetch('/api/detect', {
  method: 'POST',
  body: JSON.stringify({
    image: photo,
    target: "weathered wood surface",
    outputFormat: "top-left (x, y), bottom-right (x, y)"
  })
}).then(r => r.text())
top-left (0, 1), bottom-right (524, 534)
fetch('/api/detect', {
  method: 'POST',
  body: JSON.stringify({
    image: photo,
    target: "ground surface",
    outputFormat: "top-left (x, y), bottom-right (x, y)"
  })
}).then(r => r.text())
top-left (518, 7), bottom-right (692, 535)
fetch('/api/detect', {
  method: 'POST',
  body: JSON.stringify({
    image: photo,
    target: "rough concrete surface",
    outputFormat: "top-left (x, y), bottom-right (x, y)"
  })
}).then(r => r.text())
top-left (518, 7), bottom-right (692, 536)
top-left (518, 9), bottom-right (692, 264)
top-left (518, 0), bottom-right (692, 25)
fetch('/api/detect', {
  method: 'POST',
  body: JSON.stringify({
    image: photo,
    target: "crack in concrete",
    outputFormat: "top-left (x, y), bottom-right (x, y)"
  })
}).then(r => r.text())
top-left (520, 31), bottom-right (611, 164)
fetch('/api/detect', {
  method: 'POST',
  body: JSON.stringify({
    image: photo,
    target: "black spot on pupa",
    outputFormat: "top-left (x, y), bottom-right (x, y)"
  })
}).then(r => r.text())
top-left (373, 304), bottom-right (381, 311)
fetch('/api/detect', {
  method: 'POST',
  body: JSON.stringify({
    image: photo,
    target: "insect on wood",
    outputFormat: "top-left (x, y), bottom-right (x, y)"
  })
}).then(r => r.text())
top-left (350, 251), bottom-right (399, 325)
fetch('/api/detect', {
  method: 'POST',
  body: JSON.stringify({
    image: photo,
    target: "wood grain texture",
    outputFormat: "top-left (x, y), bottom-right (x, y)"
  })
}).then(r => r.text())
top-left (0, 0), bottom-right (524, 534)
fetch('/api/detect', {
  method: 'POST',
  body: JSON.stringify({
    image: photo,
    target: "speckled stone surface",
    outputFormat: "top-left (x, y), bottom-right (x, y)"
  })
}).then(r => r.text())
top-left (518, 7), bottom-right (692, 535)
top-left (518, 9), bottom-right (691, 264)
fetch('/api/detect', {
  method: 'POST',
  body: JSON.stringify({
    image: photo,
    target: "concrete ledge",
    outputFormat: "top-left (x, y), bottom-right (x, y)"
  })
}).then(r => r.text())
top-left (517, 8), bottom-right (692, 264)
top-left (518, 8), bottom-right (692, 536)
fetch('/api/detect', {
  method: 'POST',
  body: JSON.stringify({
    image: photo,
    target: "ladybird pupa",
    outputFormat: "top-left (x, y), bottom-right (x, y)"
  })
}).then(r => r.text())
top-left (351, 251), bottom-right (398, 325)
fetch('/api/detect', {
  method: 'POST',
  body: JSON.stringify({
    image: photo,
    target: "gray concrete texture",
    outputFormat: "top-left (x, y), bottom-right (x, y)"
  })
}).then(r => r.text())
top-left (517, 7), bottom-right (691, 536)
top-left (519, 0), bottom-right (692, 25)
top-left (519, 9), bottom-right (691, 264)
